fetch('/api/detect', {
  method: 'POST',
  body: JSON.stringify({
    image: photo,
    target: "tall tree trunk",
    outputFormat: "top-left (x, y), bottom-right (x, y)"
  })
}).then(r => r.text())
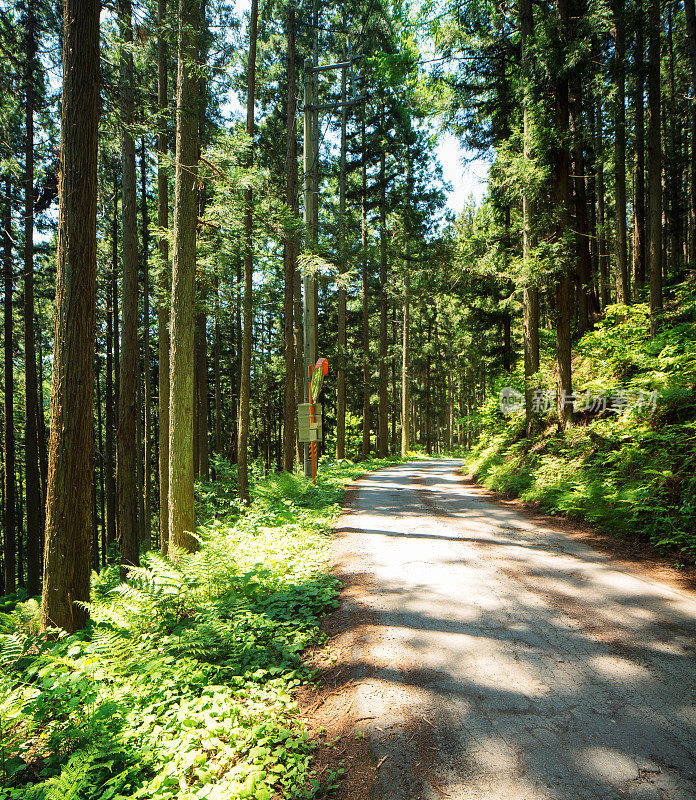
top-left (336, 58), bottom-right (347, 460)
top-left (157, 0), bottom-right (170, 554)
top-left (213, 277), bottom-right (222, 456)
top-left (41, 0), bottom-right (99, 632)
top-left (633, 1), bottom-right (646, 295)
top-left (426, 317), bottom-right (432, 455)
top-left (140, 141), bottom-right (151, 547)
top-left (666, 4), bottom-right (680, 275)
top-left (596, 99), bottom-right (610, 307)
top-left (282, 4), bottom-right (296, 473)
top-left (391, 304), bottom-right (397, 451)
top-left (378, 142), bottom-right (389, 457)
top-left (195, 309), bottom-right (209, 479)
top-left (117, 0), bottom-right (139, 574)
top-left (401, 148), bottom-right (412, 457)
top-left (111, 177), bottom-right (120, 461)
top-left (169, 0), bottom-right (199, 551)
top-left (613, 0), bottom-right (629, 303)
top-left (232, 253), bottom-right (241, 464)
top-left (647, 0), bottom-right (662, 334)
top-left (105, 255), bottom-right (116, 552)
top-left (237, 0), bottom-right (257, 503)
top-left (36, 324), bottom-right (47, 532)
top-left (361, 116), bottom-right (370, 461)
top-left (96, 361), bottom-right (106, 567)
top-left (3, 176), bottom-right (16, 593)
top-left (293, 262), bottom-right (303, 466)
top-left (196, 33), bottom-right (209, 484)
top-left (554, 0), bottom-right (573, 430)
top-left (686, 0), bottom-right (696, 263)
top-left (520, 0), bottom-right (540, 434)
top-left (570, 80), bottom-right (592, 334)
top-left (24, 0), bottom-right (42, 596)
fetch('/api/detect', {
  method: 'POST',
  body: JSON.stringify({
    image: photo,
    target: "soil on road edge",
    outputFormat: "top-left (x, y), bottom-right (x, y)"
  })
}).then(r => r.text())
top-left (296, 479), bottom-right (380, 799)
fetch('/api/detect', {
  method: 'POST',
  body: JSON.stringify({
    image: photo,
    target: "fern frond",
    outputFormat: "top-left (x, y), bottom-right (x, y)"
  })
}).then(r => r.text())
top-left (44, 746), bottom-right (97, 800)
top-left (0, 634), bottom-right (27, 666)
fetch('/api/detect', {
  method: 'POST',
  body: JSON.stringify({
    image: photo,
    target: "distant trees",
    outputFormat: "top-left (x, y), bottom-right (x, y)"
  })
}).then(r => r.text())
top-left (431, 0), bottom-right (695, 432)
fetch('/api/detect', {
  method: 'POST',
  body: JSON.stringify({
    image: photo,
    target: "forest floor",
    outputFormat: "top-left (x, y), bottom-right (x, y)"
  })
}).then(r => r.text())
top-left (305, 458), bottom-right (696, 800)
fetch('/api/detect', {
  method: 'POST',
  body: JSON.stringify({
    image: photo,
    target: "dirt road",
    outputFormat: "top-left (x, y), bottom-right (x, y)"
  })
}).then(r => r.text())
top-left (332, 459), bottom-right (696, 800)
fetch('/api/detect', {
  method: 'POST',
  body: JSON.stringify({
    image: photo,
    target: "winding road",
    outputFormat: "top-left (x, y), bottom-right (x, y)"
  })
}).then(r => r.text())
top-left (333, 459), bottom-right (696, 800)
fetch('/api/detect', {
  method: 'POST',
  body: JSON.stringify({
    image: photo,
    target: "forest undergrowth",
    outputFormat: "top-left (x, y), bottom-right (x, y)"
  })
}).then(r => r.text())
top-left (0, 456), bottom-right (404, 800)
top-left (465, 279), bottom-right (696, 565)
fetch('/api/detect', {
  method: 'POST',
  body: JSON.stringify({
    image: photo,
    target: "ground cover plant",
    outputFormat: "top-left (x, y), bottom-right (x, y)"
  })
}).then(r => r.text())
top-left (465, 285), bottom-right (696, 563)
top-left (0, 457), bottom-right (404, 800)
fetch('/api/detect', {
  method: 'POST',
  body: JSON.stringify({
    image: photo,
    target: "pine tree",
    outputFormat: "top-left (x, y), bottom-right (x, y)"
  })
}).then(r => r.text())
top-left (41, 0), bottom-right (99, 632)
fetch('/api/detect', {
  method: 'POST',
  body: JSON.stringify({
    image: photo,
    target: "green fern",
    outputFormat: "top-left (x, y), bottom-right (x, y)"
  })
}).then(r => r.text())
top-left (44, 747), bottom-right (97, 800)
top-left (0, 635), bottom-right (26, 668)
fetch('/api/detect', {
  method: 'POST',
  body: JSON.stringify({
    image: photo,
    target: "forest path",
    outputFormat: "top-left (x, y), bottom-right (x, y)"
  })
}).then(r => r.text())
top-left (332, 458), bottom-right (696, 800)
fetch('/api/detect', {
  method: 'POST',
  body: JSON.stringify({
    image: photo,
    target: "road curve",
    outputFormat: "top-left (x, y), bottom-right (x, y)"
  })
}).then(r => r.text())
top-left (333, 459), bottom-right (696, 800)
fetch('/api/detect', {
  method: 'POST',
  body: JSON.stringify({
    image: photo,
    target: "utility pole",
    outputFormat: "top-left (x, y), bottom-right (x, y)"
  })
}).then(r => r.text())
top-left (300, 50), bottom-right (366, 476)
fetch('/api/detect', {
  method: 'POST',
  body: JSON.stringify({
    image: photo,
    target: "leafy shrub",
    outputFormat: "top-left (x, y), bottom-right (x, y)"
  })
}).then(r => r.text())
top-left (466, 282), bottom-right (696, 562)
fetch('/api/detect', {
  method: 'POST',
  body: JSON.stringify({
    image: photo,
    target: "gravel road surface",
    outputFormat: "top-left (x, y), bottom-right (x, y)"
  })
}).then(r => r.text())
top-left (334, 459), bottom-right (696, 800)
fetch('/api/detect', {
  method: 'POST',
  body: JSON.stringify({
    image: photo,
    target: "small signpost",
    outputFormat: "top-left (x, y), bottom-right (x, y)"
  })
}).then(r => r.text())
top-left (298, 358), bottom-right (328, 483)
top-left (298, 403), bottom-right (322, 442)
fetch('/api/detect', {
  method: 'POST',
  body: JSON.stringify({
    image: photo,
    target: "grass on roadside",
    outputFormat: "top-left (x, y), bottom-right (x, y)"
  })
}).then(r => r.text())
top-left (465, 294), bottom-right (696, 564)
top-left (0, 456), bottom-right (404, 800)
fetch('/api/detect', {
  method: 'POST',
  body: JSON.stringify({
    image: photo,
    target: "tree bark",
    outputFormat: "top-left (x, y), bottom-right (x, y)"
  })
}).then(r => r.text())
top-left (613, 0), bottom-right (629, 303)
top-left (685, 0), bottom-right (696, 263)
top-left (169, 0), bottom-right (199, 551)
top-left (633, 0), bottom-right (646, 294)
top-left (336, 58), bottom-right (347, 460)
top-left (140, 141), bottom-right (151, 547)
top-left (666, 5), bottom-right (680, 275)
top-left (213, 276), bottom-right (222, 455)
top-left (361, 115), bottom-right (370, 460)
top-left (520, 0), bottom-right (540, 434)
top-left (105, 233), bottom-right (116, 552)
top-left (117, 0), bottom-right (140, 574)
top-left (570, 80), bottom-right (592, 334)
top-left (282, 4), bottom-right (296, 473)
top-left (157, 0), bottom-right (170, 554)
top-left (3, 176), bottom-right (16, 593)
top-left (378, 143), bottom-right (389, 456)
top-left (237, 0), bottom-right (258, 503)
top-left (24, 0), bottom-right (42, 596)
top-left (401, 148), bottom-right (412, 457)
top-left (554, 0), bottom-right (573, 430)
top-left (647, 0), bottom-right (662, 334)
top-left (41, 0), bottom-right (99, 632)
top-left (95, 359), bottom-right (106, 567)
top-left (195, 308), bottom-right (209, 479)
top-left (426, 316), bottom-right (432, 455)
top-left (596, 99), bottom-right (611, 307)
top-left (294, 274), bottom-right (303, 467)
